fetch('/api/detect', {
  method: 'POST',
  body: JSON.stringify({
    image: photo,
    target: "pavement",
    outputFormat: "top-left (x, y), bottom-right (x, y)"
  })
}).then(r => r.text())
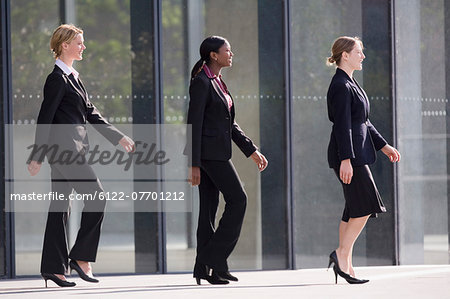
top-left (0, 265), bottom-right (449, 299)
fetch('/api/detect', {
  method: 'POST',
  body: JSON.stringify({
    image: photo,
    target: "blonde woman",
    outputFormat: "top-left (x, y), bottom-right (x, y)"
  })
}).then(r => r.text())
top-left (326, 36), bottom-right (400, 284)
top-left (28, 24), bottom-right (134, 287)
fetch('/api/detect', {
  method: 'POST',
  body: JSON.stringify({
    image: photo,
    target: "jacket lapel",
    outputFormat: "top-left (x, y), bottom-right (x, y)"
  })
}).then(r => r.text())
top-left (352, 79), bottom-right (370, 117)
top-left (210, 79), bottom-right (231, 113)
top-left (336, 68), bottom-right (370, 119)
top-left (77, 78), bottom-right (90, 104)
top-left (64, 73), bottom-right (88, 105)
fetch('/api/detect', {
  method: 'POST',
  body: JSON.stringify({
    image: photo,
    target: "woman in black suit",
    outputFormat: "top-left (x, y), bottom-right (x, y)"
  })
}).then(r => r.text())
top-left (326, 36), bottom-right (400, 284)
top-left (187, 36), bottom-right (268, 285)
top-left (27, 24), bottom-right (135, 287)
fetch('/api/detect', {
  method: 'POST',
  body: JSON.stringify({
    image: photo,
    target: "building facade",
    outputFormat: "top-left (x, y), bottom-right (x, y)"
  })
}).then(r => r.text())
top-left (0, 0), bottom-right (449, 277)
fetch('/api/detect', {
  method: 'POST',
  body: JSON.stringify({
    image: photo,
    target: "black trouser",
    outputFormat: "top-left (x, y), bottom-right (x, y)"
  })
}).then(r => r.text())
top-left (40, 163), bottom-right (106, 275)
top-left (196, 160), bottom-right (247, 271)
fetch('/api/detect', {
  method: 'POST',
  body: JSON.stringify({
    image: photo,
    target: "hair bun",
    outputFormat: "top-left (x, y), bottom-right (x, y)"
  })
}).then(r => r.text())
top-left (327, 56), bottom-right (336, 65)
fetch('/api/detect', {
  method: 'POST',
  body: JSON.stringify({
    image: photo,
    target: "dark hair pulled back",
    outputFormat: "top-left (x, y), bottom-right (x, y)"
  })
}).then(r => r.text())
top-left (190, 36), bottom-right (227, 80)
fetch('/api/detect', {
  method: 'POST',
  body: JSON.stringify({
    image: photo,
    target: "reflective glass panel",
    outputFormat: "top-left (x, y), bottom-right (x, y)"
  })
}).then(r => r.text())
top-left (395, 0), bottom-right (449, 264)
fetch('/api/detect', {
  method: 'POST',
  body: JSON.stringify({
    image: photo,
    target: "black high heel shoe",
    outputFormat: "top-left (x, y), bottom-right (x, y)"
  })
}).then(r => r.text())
top-left (335, 265), bottom-right (369, 284)
top-left (41, 273), bottom-right (76, 288)
top-left (193, 263), bottom-right (229, 285)
top-left (216, 271), bottom-right (238, 282)
top-left (69, 260), bottom-right (99, 283)
top-left (328, 251), bottom-right (369, 284)
top-left (332, 265), bottom-right (369, 284)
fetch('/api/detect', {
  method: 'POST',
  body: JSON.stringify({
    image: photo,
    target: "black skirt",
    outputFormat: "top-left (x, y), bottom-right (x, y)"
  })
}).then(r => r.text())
top-left (333, 165), bottom-right (386, 222)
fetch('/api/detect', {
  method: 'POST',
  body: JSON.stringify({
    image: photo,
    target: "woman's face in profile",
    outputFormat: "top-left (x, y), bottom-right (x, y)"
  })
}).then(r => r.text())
top-left (345, 42), bottom-right (365, 71)
top-left (214, 41), bottom-right (233, 68)
top-left (63, 34), bottom-right (86, 61)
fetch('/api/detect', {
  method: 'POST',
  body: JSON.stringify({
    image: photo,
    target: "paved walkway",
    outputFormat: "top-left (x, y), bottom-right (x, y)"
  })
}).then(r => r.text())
top-left (0, 265), bottom-right (449, 298)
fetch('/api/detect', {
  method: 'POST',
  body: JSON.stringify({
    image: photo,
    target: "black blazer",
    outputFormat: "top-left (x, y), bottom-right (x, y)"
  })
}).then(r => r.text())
top-left (186, 70), bottom-right (257, 167)
top-left (327, 68), bottom-right (386, 168)
top-left (29, 65), bottom-right (124, 163)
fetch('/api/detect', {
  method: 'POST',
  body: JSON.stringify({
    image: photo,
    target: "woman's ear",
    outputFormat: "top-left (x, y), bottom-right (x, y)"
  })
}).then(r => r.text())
top-left (342, 51), bottom-right (349, 61)
top-left (210, 51), bottom-right (218, 62)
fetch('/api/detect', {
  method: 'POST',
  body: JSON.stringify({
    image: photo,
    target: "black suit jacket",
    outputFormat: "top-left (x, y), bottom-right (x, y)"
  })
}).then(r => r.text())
top-left (29, 65), bottom-right (124, 163)
top-left (327, 68), bottom-right (387, 168)
top-left (186, 70), bottom-right (257, 167)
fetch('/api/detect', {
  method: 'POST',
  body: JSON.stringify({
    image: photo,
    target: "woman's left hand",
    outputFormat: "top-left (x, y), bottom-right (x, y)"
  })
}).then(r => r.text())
top-left (119, 136), bottom-right (135, 153)
top-left (251, 150), bottom-right (268, 172)
top-left (381, 144), bottom-right (401, 163)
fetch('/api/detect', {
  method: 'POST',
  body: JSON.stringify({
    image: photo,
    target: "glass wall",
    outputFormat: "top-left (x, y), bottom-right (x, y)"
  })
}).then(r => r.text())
top-left (395, 0), bottom-right (449, 264)
top-left (10, 0), bottom-right (60, 276)
top-left (0, 0), bottom-right (9, 278)
top-left (162, 0), bottom-right (194, 272)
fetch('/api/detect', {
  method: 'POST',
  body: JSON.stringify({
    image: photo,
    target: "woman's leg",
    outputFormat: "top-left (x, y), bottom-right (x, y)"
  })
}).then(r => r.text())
top-left (196, 160), bottom-right (247, 271)
top-left (40, 166), bottom-right (72, 279)
top-left (197, 168), bottom-right (220, 253)
top-left (194, 168), bottom-right (220, 277)
top-left (336, 215), bottom-right (370, 274)
top-left (66, 164), bottom-right (106, 276)
top-left (339, 221), bottom-right (357, 276)
top-left (50, 163), bottom-right (105, 276)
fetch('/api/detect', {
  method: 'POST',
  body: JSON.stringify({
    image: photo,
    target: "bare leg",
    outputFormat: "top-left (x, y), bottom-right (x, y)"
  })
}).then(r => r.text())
top-left (339, 221), bottom-right (355, 277)
top-left (336, 215), bottom-right (370, 274)
top-left (349, 246), bottom-right (355, 277)
top-left (338, 221), bottom-right (354, 276)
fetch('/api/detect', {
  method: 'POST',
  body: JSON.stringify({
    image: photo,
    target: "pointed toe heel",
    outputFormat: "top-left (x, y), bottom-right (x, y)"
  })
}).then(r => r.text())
top-left (327, 251), bottom-right (369, 285)
top-left (69, 260), bottom-right (99, 283)
top-left (346, 277), bottom-right (369, 284)
top-left (41, 273), bottom-right (76, 288)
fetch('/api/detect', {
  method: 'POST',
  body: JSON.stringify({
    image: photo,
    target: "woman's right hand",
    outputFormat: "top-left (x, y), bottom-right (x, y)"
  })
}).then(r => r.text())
top-left (381, 144), bottom-right (401, 163)
top-left (339, 159), bottom-right (353, 184)
top-left (119, 135), bottom-right (136, 153)
top-left (28, 160), bottom-right (42, 176)
top-left (189, 166), bottom-right (201, 186)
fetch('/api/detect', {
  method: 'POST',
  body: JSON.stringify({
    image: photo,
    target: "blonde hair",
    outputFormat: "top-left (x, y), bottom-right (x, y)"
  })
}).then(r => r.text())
top-left (50, 24), bottom-right (83, 58)
top-left (327, 36), bottom-right (363, 66)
